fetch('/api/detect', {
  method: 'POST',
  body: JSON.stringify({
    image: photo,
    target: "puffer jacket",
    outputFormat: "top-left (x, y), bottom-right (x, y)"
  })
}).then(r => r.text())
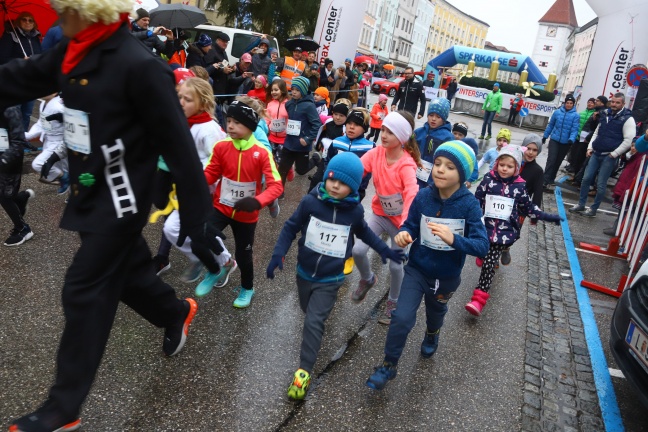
top-left (130, 22), bottom-right (173, 58)
top-left (283, 94), bottom-right (321, 152)
top-left (413, 121), bottom-right (454, 188)
top-left (543, 105), bottom-right (580, 144)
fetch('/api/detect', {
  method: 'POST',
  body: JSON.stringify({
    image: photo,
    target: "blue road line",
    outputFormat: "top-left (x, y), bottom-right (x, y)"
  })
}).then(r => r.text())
top-left (554, 181), bottom-right (624, 431)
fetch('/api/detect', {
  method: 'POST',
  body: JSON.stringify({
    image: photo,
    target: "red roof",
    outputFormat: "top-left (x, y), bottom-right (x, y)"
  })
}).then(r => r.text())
top-left (538, 0), bottom-right (578, 28)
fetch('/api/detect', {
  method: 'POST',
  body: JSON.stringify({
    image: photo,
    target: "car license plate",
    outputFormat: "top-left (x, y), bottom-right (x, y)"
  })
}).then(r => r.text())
top-left (625, 319), bottom-right (648, 372)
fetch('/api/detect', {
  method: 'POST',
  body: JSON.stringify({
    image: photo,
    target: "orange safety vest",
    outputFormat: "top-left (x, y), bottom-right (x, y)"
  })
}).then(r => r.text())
top-left (169, 49), bottom-right (187, 68)
top-left (280, 56), bottom-right (305, 89)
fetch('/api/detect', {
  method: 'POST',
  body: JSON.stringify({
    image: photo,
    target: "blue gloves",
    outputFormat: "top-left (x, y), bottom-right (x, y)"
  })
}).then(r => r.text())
top-left (380, 248), bottom-right (407, 264)
top-left (266, 255), bottom-right (284, 279)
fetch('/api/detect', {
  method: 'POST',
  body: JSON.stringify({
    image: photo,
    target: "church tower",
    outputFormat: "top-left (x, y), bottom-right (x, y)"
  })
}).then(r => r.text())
top-left (531, 0), bottom-right (578, 81)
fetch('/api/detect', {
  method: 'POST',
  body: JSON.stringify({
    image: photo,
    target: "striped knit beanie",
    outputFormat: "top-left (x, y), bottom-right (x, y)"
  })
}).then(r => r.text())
top-left (434, 140), bottom-right (477, 184)
top-left (292, 76), bottom-right (310, 96)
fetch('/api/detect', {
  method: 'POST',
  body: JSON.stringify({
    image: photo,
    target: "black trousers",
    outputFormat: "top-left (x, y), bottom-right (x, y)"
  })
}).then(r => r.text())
top-left (366, 127), bottom-right (381, 143)
top-left (543, 140), bottom-right (572, 185)
top-left (213, 208), bottom-right (257, 289)
top-left (508, 110), bottom-right (518, 125)
top-left (278, 148), bottom-right (312, 185)
top-left (569, 141), bottom-right (589, 175)
top-left (48, 232), bottom-right (185, 418)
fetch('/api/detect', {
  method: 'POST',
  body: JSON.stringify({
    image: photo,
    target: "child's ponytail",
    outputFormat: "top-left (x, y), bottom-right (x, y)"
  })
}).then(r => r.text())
top-left (397, 110), bottom-right (422, 168)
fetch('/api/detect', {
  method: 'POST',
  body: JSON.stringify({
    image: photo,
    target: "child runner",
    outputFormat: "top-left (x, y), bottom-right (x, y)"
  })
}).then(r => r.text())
top-left (413, 97), bottom-right (454, 189)
top-left (478, 128), bottom-right (510, 170)
top-left (0, 106), bottom-right (35, 246)
top-left (246, 74), bottom-right (268, 103)
top-left (162, 77), bottom-right (232, 286)
top-left (350, 111), bottom-right (421, 325)
top-left (307, 100), bottom-right (349, 192)
top-left (468, 145), bottom-right (562, 316)
top-left (266, 152), bottom-right (405, 400)
top-left (314, 87), bottom-right (330, 120)
top-left (365, 141), bottom-right (489, 390)
top-left (266, 78), bottom-right (289, 166)
top-left (203, 100), bottom-right (282, 307)
top-left (451, 122), bottom-right (479, 188)
top-left (278, 76), bottom-right (321, 196)
top-left (26, 93), bottom-right (69, 194)
top-left (366, 94), bottom-right (388, 143)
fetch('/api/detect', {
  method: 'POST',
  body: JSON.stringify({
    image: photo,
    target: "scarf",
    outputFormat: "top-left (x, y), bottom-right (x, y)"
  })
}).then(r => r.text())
top-left (317, 183), bottom-right (359, 207)
top-left (62, 13), bottom-right (130, 74)
top-left (187, 112), bottom-right (213, 127)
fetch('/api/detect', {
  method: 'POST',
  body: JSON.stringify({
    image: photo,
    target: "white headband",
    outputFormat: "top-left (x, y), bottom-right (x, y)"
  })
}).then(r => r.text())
top-left (382, 112), bottom-right (412, 145)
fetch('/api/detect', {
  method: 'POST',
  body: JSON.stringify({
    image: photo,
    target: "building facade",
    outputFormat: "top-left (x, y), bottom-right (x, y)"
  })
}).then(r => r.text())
top-left (562, 18), bottom-right (598, 97)
top-left (409, 0), bottom-right (436, 70)
top-left (390, 0), bottom-right (418, 68)
top-left (368, 0), bottom-right (399, 64)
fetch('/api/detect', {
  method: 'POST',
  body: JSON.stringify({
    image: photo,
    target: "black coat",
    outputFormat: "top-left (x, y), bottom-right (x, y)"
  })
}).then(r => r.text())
top-left (520, 159), bottom-right (544, 207)
top-left (130, 22), bottom-right (174, 58)
top-left (0, 28), bottom-right (42, 64)
top-left (391, 78), bottom-right (426, 117)
top-left (0, 25), bottom-right (213, 234)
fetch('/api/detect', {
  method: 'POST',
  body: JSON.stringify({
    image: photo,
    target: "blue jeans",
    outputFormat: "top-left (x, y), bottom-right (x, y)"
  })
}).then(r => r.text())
top-left (21, 100), bottom-right (35, 132)
top-left (384, 265), bottom-right (461, 364)
top-left (481, 110), bottom-right (496, 136)
top-left (578, 152), bottom-right (618, 211)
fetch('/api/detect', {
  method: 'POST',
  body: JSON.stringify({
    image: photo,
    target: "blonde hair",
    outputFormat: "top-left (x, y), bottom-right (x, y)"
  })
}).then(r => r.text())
top-left (50, 0), bottom-right (133, 24)
top-left (235, 95), bottom-right (268, 121)
top-left (181, 77), bottom-right (215, 119)
top-left (335, 98), bottom-right (352, 109)
top-left (189, 66), bottom-right (210, 82)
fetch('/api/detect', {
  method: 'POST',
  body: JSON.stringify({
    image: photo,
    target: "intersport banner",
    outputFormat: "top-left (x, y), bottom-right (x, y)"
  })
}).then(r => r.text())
top-left (581, 0), bottom-right (648, 106)
top-left (455, 85), bottom-right (557, 118)
top-left (313, 0), bottom-right (368, 67)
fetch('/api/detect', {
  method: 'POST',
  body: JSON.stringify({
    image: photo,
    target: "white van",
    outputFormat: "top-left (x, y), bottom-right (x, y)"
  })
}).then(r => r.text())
top-left (183, 25), bottom-right (280, 64)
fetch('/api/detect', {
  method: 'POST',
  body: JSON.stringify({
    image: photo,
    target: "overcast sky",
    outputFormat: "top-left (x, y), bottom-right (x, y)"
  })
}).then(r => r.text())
top-left (446, 0), bottom-right (597, 54)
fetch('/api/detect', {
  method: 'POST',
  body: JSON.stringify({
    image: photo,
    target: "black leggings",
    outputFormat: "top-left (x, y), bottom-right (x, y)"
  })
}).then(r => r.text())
top-left (213, 209), bottom-right (257, 289)
top-left (478, 243), bottom-right (506, 292)
top-left (278, 148), bottom-right (312, 185)
top-left (0, 191), bottom-right (29, 229)
top-left (366, 127), bottom-right (381, 143)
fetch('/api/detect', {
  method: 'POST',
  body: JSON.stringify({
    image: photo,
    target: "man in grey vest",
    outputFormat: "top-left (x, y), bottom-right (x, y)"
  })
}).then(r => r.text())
top-left (569, 93), bottom-right (636, 217)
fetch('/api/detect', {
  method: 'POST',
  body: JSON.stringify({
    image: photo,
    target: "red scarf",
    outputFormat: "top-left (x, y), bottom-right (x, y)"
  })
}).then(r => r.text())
top-left (187, 112), bottom-right (213, 126)
top-left (62, 13), bottom-right (130, 74)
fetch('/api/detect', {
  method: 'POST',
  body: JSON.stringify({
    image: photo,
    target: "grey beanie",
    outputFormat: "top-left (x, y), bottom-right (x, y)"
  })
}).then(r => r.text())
top-left (522, 133), bottom-right (543, 154)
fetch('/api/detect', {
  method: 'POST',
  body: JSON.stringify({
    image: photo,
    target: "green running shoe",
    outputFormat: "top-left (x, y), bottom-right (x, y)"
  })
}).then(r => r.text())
top-left (287, 369), bottom-right (311, 400)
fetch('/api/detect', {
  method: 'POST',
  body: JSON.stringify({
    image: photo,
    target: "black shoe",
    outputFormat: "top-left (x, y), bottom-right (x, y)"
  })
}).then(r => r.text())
top-left (15, 189), bottom-right (35, 217)
top-left (4, 225), bottom-right (33, 246)
top-left (163, 298), bottom-right (198, 356)
top-left (500, 249), bottom-right (511, 265)
top-left (9, 401), bottom-right (81, 432)
top-left (153, 254), bottom-right (171, 276)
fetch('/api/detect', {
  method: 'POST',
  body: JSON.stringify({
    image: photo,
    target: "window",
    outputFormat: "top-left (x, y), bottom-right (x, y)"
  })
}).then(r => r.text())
top-left (539, 61), bottom-right (549, 67)
top-left (543, 45), bottom-right (553, 51)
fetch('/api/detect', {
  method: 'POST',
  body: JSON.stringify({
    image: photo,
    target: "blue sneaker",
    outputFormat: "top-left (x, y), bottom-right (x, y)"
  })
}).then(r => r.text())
top-left (57, 172), bottom-right (70, 195)
top-left (366, 362), bottom-right (397, 390)
top-left (233, 286), bottom-right (254, 308)
top-left (195, 269), bottom-right (222, 297)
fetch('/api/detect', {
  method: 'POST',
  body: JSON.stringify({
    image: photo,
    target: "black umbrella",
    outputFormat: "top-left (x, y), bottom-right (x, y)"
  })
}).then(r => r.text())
top-left (149, 3), bottom-right (207, 29)
top-left (284, 35), bottom-right (320, 53)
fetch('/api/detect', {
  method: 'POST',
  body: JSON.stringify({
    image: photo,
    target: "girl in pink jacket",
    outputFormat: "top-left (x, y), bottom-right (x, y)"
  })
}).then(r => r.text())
top-left (351, 111), bottom-right (422, 324)
top-left (265, 79), bottom-right (289, 164)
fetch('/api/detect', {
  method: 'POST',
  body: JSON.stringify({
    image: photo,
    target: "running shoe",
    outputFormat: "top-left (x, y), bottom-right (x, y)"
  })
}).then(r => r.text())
top-left (287, 368), bottom-right (311, 400)
top-left (153, 255), bottom-right (171, 276)
top-left (351, 274), bottom-right (376, 303)
top-left (181, 261), bottom-right (203, 283)
top-left (163, 298), bottom-right (198, 356)
top-left (4, 225), bottom-right (33, 247)
top-left (233, 286), bottom-right (255, 308)
top-left (366, 362), bottom-right (397, 390)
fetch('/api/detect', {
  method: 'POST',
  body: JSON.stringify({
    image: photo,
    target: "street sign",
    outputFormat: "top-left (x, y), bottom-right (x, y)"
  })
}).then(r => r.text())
top-left (519, 107), bottom-right (529, 117)
top-left (627, 66), bottom-right (648, 88)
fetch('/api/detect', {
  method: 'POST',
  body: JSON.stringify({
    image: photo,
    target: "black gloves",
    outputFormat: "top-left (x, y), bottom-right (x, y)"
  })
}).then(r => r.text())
top-left (266, 255), bottom-right (284, 279)
top-left (541, 137), bottom-right (547, 144)
top-left (233, 197), bottom-right (261, 212)
top-left (40, 152), bottom-right (61, 179)
top-left (380, 248), bottom-right (407, 264)
top-left (177, 218), bottom-right (226, 274)
top-left (44, 113), bottom-right (64, 123)
top-left (567, 140), bottom-right (574, 146)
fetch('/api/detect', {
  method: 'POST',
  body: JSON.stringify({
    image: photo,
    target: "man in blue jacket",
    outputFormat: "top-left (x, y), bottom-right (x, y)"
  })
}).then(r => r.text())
top-left (542, 94), bottom-right (581, 189)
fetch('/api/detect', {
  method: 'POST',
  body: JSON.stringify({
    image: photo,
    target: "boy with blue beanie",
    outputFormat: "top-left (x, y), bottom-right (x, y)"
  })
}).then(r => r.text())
top-left (267, 152), bottom-right (405, 400)
top-left (413, 97), bottom-right (455, 189)
top-left (366, 140), bottom-right (490, 391)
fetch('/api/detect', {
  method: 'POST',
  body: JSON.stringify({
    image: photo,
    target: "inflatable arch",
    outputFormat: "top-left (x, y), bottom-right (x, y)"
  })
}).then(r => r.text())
top-left (424, 46), bottom-right (548, 88)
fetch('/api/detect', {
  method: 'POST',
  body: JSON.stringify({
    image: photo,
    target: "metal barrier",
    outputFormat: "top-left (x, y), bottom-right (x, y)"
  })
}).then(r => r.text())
top-left (579, 155), bottom-right (648, 297)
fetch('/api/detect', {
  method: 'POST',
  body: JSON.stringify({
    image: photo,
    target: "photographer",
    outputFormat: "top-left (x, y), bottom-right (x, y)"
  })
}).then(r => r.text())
top-left (130, 8), bottom-right (174, 58)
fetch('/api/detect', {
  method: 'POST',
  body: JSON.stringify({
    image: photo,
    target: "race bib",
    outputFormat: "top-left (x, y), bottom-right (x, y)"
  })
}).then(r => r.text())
top-left (304, 216), bottom-right (350, 258)
top-left (270, 118), bottom-right (286, 133)
top-left (0, 128), bottom-right (8, 151)
top-left (41, 118), bottom-right (52, 132)
top-left (424, 86), bottom-right (438, 100)
top-left (420, 215), bottom-right (465, 251)
top-left (64, 107), bottom-right (91, 154)
top-left (484, 195), bottom-right (514, 220)
top-left (219, 177), bottom-right (256, 207)
top-left (286, 119), bottom-right (301, 136)
top-left (416, 159), bottom-right (433, 183)
top-left (378, 192), bottom-right (404, 216)
top-left (378, 112), bottom-right (385, 120)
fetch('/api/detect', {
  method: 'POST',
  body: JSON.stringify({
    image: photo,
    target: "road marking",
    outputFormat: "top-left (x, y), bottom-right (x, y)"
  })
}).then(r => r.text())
top-left (554, 180), bottom-right (625, 432)
top-left (609, 368), bottom-right (626, 379)
top-left (562, 200), bottom-right (619, 216)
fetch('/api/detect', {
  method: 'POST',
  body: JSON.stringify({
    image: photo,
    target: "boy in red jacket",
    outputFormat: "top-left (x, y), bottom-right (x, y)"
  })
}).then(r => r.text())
top-left (202, 100), bottom-right (284, 308)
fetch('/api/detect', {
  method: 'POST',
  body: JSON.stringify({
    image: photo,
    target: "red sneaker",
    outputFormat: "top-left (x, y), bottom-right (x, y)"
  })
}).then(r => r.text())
top-left (287, 166), bottom-right (295, 182)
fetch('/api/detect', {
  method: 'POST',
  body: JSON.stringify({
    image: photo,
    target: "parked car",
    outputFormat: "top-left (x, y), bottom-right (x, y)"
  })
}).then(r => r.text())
top-left (371, 74), bottom-right (422, 97)
top-left (182, 25), bottom-right (279, 64)
top-left (610, 260), bottom-right (648, 408)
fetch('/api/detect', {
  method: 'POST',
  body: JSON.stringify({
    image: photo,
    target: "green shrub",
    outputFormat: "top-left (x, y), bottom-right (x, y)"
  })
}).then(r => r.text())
top-left (459, 76), bottom-right (556, 102)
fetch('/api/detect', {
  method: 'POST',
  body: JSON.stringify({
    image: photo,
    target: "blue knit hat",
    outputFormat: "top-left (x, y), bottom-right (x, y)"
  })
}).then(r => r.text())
top-left (434, 140), bottom-right (477, 184)
top-left (324, 152), bottom-right (364, 194)
top-left (493, 82), bottom-right (500, 88)
top-left (291, 76), bottom-right (310, 96)
top-left (196, 34), bottom-right (212, 48)
top-left (427, 97), bottom-right (450, 121)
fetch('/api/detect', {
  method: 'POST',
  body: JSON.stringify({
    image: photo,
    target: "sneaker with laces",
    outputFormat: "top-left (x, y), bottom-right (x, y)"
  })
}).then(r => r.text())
top-left (16, 189), bottom-right (35, 217)
top-left (163, 298), bottom-right (198, 356)
top-left (568, 204), bottom-right (585, 213)
top-left (4, 225), bottom-right (33, 247)
top-left (500, 249), bottom-right (511, 265)
top-left (153, 255), bottom-right (171, 276)
top-left (377, 299), bottom-right (397, 325)
top-left (214, 259), bottom-right (237, 288)
top-left (366, 362), bottom-right (397, 390)
top-left (485, 134), bottom-right (491, 140)
top-left (287, 368), bottom-right (311, 400)
top-left (57, 172), bottom-right (70, 195)
top-left (9, 401), bottom-right (81, 432)
top-left (233, 286), bottom-right (255, 308)
top-left (181, 261), bottom-right (203, 283)
top-left (478, 135), bottom-right (484, 139)
top-left (195, 270), bottom-right (221, 297)
top-left (268, 199), bottom-right (280, 218)
top-left (351, 274), bottom-right (376, 303)
top-left (583, 208), bottom-right (597, 218)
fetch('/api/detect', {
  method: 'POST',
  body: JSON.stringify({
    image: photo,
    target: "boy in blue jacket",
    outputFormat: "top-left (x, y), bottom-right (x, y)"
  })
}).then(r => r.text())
top-left (267, 152), bottom-right (405, 400)
top-left (541, 94), bottom-right (580, 188)
top-left (413, 97), bottom-right (455, 188)
top-left (366, 141), bottom-right (489, 391)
